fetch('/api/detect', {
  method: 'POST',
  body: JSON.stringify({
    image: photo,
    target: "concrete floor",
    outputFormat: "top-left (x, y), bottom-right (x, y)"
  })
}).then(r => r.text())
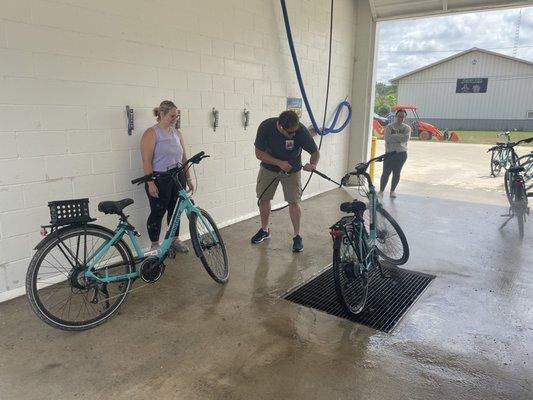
top-left (375, 139), bottom-right (532, 193)
top-left (0, 177), bottom-right (532, 399)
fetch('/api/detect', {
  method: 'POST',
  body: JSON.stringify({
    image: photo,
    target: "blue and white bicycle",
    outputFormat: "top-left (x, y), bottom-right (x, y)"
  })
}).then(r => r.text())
top-left (26, 152), bottom-right (229, 331)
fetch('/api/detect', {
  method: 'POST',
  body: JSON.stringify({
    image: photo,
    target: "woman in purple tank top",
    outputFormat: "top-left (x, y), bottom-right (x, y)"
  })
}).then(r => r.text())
top-left (140, 100), bottom-right (194, 252)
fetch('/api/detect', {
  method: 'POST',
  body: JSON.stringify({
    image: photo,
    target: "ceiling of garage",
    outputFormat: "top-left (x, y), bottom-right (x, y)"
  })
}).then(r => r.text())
top-left (370, 0), bottom-right (533, 21)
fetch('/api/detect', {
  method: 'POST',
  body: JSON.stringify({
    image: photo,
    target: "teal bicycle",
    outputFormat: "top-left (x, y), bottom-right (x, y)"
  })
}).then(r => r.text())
top-left (331, 152), bottom-right (409, 315)
top-left (26, 152), bottom-right (229, 331)
top-left (488, 137), bottom-right (519, 177)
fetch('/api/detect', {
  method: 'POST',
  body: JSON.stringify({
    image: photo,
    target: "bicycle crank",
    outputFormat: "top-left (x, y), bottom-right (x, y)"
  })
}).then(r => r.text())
top-left (139, 257), bottom-right (166, 283)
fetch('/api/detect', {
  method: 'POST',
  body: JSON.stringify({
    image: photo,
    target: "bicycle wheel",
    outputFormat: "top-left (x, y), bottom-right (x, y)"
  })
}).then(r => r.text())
top-left (364, 206), bottom-right (409, 265)
top-left (518, 154), bottom-right (533, 186)
top-left (189, 208), bottom-right (229, 283)
top-left (491, 149), bottom-right (502, 177)
top-left (512, 187), bottom-right (528, 240)
top-left (26, 225), bottom-right (134, 331)
top-left (504, 169), bottom-right (513, 205)
top-left (517, 211), bottom-right (525, 240)
top-left (332, 222), bottom-right (368, 315)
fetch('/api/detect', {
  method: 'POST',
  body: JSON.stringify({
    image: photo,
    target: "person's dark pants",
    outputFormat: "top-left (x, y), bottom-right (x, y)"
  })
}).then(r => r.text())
top-left (380, 151), bottom-right (407, 192)
top-left (145, 171), bottom-right (186, 242)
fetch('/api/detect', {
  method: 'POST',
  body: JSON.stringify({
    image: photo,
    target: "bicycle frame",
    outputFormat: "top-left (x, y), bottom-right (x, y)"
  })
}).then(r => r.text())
top-left (499, 147), bottom-right (511, 166)
top-left (338, 171), bottom-right (379, 272)
top-left (83, 188), bottom-right (218, 284)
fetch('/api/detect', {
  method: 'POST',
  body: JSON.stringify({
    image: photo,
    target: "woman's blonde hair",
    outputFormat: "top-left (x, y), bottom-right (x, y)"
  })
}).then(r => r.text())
top-left (153, 100), bottom-right (176, 121)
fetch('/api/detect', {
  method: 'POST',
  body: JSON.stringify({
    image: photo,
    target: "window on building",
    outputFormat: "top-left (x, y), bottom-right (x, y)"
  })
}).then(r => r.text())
top-left (527, 111), bottom-right (533, 119)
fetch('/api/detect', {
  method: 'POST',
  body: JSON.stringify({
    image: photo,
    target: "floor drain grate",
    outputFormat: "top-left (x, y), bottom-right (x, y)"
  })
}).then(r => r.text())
top-left (283, 265), bottom-right (434, 333)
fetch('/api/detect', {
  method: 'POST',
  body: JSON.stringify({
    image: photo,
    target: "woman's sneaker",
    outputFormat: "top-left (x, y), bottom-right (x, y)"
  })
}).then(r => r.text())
top-left (251, 229), bottom-right (270, 244)
top-left (171, 240), bottom-right (189, 253)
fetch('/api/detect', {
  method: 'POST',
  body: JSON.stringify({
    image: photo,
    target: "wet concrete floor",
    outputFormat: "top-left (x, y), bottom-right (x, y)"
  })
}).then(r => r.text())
top-left (0, 180), bottom-right (531, 399)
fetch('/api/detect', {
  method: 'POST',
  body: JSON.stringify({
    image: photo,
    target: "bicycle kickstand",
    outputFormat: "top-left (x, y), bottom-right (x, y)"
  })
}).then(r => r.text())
top-left (378, 260), bottom-right (400, 280)
top-left (499, 214), bottom-right (514, 230)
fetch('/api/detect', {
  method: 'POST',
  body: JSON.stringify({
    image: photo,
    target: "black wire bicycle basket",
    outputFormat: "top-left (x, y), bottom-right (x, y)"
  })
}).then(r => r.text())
top-left (47, 198), bottom-right (95, 226)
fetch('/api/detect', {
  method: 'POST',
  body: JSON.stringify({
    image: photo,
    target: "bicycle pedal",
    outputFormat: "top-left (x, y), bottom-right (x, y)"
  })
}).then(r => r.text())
top-left (167, 248), bottom-right (176, 259)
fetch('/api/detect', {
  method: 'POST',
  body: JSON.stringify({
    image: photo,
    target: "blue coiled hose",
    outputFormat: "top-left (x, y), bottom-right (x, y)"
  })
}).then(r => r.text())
top-left (279, 0), bottom-right (351, 136)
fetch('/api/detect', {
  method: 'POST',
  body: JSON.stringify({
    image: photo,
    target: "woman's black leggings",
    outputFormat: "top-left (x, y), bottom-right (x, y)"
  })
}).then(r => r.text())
top-left (145, 172), bottom-right (186, 242)
top-left (380, 151), bottom-right (407, 192)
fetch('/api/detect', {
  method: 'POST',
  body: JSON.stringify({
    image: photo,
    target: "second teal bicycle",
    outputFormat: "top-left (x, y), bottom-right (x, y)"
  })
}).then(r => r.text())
top-left (26, 152), bottom-right (229, 331)
top-left (331, 152), bottom-right (409, 315)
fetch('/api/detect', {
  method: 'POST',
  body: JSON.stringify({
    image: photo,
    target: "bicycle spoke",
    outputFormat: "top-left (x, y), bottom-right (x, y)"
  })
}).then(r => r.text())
top-left (28, 227), bottom-right (133, 330)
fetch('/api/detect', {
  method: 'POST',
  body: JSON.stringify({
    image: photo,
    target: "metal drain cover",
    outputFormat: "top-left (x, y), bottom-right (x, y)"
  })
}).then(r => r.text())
top-left (283, 265), bottom-right (434, 333)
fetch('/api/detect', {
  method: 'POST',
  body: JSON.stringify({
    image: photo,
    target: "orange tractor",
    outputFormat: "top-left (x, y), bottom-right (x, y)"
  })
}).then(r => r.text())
top-left (384, 105), bottom-right (460, 141)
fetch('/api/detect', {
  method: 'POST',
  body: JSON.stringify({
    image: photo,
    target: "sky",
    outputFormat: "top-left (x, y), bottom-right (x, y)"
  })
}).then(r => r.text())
top-left (376, 6), bottom-right (533, 83)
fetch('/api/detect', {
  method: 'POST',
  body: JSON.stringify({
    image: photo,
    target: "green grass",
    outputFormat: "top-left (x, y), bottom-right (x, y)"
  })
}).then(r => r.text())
top-left (453, 131), bottom-right (533, 146)
top-left (399, 131), bottom-right (533, 146)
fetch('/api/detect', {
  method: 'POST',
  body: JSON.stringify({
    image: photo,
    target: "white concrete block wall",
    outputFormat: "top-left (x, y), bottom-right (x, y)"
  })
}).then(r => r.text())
top-left (0, 0), bottom-right (356, 300)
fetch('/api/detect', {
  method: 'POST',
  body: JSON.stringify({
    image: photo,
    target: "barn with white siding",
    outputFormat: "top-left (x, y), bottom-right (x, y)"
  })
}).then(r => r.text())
top-left (390, 48), bottom-right (533, 131)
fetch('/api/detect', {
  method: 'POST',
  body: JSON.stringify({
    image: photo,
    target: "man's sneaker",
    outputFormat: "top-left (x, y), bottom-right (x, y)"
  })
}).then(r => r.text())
top-left (251, 229), bottom-right (270, 244)
top-left (150, 243), bottom-right (160, 252)
top-left (292, 235), bottom-right (303, 252)
top-left (390, 191), bottom-right (397, 198)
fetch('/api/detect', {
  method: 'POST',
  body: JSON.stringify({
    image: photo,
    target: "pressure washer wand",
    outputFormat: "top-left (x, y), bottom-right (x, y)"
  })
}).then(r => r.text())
top-left (310, 168), bottom-right (342, 187)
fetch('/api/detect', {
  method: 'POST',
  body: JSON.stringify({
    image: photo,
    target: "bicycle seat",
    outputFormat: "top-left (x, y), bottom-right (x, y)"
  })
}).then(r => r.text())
top-left (98, 198), bottom-right (134, 215)
top-left (340, 200), bottom-right (366, 215)
top-left (508, 166), bottom-right (525, 173)
top-left (496, 142), bottom-right (506, 145)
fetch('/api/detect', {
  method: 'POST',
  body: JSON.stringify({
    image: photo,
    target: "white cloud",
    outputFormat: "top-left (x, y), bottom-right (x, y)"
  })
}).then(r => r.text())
top-left (376, 6), bottom-right (533, 83)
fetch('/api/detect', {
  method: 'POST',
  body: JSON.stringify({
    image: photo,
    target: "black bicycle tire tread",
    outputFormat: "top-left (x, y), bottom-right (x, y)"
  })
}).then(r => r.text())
top-left (26, 225), bottom-right (133, 331)
top-left (189, 209), bottom-right (229, 284)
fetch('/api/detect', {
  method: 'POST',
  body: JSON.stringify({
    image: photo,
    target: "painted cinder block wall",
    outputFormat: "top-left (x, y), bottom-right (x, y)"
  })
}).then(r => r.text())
top-left (0, 0), bottom-right (357, 300)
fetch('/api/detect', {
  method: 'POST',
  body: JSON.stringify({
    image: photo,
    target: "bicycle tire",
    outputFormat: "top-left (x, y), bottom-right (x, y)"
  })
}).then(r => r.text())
top-left (366, 206), bottom-right (410, 266)
top-left (332, 223), bottom-right (368, 315)
top-left (517, 211), bottom-right (525, 239)
top-left (491, 149), bottom-right (502, 177)
top-left (504, 169), bottom-right (513, 205)
top-left (513, 187), bottom-right (527, 240)
top-left (189, 208), bottom-right (229, 283)
top-left (517, 154), bottom-right (533, 183)
top-left (26, 225), bottom-right (134, 331)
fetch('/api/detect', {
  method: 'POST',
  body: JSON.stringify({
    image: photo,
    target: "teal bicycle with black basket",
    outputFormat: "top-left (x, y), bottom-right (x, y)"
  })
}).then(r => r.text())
top-left (26, 152), bottom-right (229, 331)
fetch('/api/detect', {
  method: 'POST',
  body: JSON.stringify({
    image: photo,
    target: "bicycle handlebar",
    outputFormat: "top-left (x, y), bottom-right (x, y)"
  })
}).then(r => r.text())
top-left (352, 151), bottom-right (396, 174)
top-left (131, 151), bottom-right (209, 185)
top-left (487, 137), bottom-right (533, 152)
top-left (340, 151), bottom-right (397, 186)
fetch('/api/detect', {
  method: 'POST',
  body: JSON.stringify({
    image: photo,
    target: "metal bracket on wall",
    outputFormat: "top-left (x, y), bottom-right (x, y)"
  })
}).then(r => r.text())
top-left (174, 109), bottom-right (181, 130)
top-left (212, 107), bottom-right (219, 131)
top-left (126, 106), bottom-right (134, 135)
top-left (243, 108), bottom-right (250, 130)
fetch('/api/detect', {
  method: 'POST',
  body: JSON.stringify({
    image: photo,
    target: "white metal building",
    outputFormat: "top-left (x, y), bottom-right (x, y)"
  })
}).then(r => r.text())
top-left (390, 48), bottom-right (533, 130)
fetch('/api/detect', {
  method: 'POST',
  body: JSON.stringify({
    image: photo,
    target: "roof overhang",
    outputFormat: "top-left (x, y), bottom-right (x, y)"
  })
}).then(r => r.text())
top-left (370, 0), bottom-right (533, 21)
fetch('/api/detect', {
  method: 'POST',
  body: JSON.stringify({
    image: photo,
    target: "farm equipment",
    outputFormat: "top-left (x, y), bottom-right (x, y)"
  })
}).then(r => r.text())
top-left (372, 113), bottom-right (387, 136)
top-left (392, 105), bottom-right (460, 141)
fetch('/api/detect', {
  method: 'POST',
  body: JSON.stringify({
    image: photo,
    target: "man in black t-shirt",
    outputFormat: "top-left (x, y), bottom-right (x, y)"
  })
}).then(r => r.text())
top-left (251, 110), bottom-right (320, 252)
